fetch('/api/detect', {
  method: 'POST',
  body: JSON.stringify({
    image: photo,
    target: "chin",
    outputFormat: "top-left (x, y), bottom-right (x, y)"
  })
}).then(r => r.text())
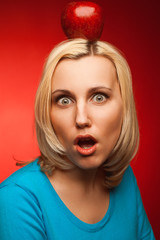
top-left (66, 150), bottom-right (107, 171)
top-left (74, 157), bottom-right (105, 170)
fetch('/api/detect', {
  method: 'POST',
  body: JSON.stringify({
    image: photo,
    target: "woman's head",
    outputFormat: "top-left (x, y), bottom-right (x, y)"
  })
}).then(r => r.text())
top-left (50, 55), bottom-right (123, 173)
top-left (35, 39), bottom-right (139, 189)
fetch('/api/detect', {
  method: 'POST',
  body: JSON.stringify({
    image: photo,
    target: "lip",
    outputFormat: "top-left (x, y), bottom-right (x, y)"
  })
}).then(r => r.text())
top-left (74, 134), bottom-right (97, 156)
top-left (74, 134), bottom-right (97, 145)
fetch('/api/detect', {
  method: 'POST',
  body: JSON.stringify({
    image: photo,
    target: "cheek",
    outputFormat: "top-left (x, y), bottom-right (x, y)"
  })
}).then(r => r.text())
top-left (96, 104), bottom-right (123, 138)
top-left (50, 109), bottom-right (73, 143)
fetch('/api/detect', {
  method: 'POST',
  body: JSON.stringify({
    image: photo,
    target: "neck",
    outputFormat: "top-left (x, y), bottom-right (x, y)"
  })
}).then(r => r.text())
top-left (47, 166), bottom-right (105, 194)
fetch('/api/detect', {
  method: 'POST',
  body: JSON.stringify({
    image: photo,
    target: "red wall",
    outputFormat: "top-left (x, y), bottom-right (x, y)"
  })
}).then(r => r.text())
top-left (0, 0), bottom-right (159, 238)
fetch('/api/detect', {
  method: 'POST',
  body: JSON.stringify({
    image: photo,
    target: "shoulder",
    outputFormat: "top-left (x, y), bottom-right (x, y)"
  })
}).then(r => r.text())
top-left (0, 158), bottom-right (46, 201)
top-left (1, 158), bottom-right (41, 188)
top-left (112, 165), bottom-right (137, 209)
top-left (123, 165), bottom-right (135, 182)
top-left (115, 165), bottom-right (137, 194)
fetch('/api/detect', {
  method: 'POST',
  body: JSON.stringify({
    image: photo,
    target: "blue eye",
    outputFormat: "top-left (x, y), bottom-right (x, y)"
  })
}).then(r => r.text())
top-left (92, 94), bottom-right (107, 103)
top-left (58, 97), bottom-right (72, 105)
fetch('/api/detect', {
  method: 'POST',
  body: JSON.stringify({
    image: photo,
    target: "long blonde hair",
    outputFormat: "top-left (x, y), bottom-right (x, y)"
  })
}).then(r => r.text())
top-left (35, 39), bottom-right (139, 189)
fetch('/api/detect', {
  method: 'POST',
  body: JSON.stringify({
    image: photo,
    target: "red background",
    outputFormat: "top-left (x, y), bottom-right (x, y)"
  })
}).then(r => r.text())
top-left (0, 0), bottom-right (159, 238)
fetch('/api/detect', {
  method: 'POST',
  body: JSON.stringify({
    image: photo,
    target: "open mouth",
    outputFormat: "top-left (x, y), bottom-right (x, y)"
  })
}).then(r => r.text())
top-left (74, 135), bottom-right (97, 155)
top-left (78, 138), bottom-right (96, 149)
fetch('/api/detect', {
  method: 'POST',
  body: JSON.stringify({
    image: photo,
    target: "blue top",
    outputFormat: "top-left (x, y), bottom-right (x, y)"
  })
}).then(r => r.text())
top-left (0, 159), bottom-right (155, 240)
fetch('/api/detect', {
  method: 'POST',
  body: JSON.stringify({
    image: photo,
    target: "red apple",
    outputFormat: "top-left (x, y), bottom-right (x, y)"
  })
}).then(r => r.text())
top-left (61, 1), bottom-right (104, 41)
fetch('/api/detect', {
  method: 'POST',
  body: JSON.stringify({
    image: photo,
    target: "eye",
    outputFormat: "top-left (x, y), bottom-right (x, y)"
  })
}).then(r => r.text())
top-left (58, 97), bottom-right (72, 105)
top-left (92, 93), bottom-right (108, 103)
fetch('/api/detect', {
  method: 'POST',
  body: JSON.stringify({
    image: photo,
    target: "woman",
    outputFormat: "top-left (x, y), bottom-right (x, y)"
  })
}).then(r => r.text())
top-left (0, 39), bottom-right (155, 239)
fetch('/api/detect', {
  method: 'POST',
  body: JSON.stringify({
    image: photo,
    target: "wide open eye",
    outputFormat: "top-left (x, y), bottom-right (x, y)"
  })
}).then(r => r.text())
top-left (92, 93), bottom-right (107, 103)
top-left (58, 97), bottom-right (72, 105)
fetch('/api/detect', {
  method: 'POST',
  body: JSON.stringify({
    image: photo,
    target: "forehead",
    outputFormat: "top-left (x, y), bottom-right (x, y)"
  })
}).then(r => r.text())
top-left (52, 56), bottom-right (117, 89)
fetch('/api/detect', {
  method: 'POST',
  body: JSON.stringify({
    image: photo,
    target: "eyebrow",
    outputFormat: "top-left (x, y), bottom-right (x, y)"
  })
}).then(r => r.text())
top-left (51, 86), bottom-right (112, 95)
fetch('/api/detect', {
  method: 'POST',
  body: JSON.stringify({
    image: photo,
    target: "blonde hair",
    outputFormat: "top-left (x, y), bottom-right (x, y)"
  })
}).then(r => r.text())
top-left (35, 39), bottom-right (139, 189)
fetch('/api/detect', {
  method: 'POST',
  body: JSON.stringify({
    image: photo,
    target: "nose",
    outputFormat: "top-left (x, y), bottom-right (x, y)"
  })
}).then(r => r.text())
top-left (75, 102), bottom-right (91, 129)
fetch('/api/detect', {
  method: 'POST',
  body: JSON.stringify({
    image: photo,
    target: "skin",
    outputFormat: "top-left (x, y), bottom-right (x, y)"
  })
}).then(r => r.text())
top-left (49, 56), bottom-right (123, 224)
top-left (51, 56), bottom-right (123, 170)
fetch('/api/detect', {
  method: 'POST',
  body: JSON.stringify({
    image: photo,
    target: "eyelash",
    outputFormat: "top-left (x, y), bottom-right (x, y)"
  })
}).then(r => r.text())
top-left (92, 92), bottom-right (109, 103)
top-left (55, 95), bottom-right (72, 104)
top-left (54, 92), bottom-right (109, 106)
top-left (57, 96), bottom-right (72, 105)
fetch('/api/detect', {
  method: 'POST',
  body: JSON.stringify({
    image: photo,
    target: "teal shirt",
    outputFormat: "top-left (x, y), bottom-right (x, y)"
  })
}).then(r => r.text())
top-left (0, 159), bottom-right (155, 239)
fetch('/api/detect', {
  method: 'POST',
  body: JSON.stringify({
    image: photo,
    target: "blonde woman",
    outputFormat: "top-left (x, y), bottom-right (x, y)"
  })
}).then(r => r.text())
top-left (0, 39), bottom-right (155, 239)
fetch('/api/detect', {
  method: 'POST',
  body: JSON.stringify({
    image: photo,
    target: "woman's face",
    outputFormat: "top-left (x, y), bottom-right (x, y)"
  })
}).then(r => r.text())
top-left (51, 56), bottom-right (123, 170)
